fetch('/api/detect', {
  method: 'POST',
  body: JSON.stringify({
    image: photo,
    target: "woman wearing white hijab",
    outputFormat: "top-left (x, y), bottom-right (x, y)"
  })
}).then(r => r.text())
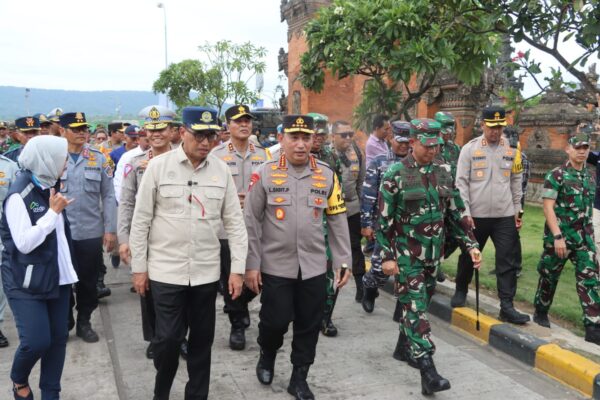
top-left (0, 136), bottom-right (78, 400)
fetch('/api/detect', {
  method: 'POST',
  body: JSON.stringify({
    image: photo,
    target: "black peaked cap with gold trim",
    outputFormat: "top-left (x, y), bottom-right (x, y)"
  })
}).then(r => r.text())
top-left (282, 114), bottom-right (314, 134)
top-left (225, 104), bottom-right (254, 122)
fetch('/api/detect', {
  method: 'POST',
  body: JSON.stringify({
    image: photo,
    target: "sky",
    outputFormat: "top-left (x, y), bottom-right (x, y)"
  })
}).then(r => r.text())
top-left (0, 0), bottom-right (288, 105)
top-left (0, 0), bottom-right (595, 104)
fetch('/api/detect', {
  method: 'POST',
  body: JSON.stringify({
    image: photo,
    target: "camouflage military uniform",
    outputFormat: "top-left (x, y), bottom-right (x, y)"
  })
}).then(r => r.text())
top-left (361, 148), bottom-right (403, 289)
top-left (534, 161), bottom-right (600, 326)
top-left (377, 153), bottom-right (477, 358)
top-left (441, 142), bottom-right (461, 178)
top-left (311, 147), bottom-right (343, 324)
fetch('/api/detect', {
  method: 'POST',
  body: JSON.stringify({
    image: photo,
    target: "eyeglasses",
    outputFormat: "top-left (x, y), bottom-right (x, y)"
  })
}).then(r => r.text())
top-left (69, 127), bottom-right (89, 134)
top-left (337, 131), bottom-right (354, 139)
top-left (187, 129), bottom-right (218, 142)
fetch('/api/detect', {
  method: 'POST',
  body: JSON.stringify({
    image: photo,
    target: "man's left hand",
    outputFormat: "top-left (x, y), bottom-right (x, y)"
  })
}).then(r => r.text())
top-left (335, 268), bottom-right (351, 289)
top-left (515, 215), bottom-right (523, 230)
top-left (104, 233), bottom-right (117, 253)
top-left (229, 273), bottom-right (243, 300)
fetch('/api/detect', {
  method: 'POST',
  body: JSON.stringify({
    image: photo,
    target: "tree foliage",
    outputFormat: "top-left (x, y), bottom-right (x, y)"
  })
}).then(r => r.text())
top-left (153, 40), bottom-right (267, 114)
top-left (495, 0), bottom-right (600, 102)
top-left (300, 0), bottom-right (501, 126)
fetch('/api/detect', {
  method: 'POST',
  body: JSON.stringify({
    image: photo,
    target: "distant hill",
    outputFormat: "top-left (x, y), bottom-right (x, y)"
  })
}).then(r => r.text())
top-left (0, 86), bottom-right (159, 120)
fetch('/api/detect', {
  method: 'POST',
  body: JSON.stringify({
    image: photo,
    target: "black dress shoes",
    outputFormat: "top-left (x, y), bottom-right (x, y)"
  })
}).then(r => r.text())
top-left (0, 330), bottom-right (8, 348)
top-left (76, 322), bottom-right (99, 343)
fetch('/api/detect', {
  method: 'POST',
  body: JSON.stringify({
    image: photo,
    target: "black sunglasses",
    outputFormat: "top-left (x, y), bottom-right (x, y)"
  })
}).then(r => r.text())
top-left (337, 131), bottom-right (354, 139)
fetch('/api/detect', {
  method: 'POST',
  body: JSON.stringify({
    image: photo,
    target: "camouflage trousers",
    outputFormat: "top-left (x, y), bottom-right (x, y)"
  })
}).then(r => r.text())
top-left (397, 261), bottom-right (438, 358)
top-left (533, 241), bottom-right (600, 326)
top-left (323, 261), bottom-right (336, 317)
top-left (363, 242), bottom-right (389, 289)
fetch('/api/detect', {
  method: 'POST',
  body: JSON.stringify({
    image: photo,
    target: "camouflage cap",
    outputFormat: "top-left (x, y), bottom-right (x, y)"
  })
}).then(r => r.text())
top-left (391, 120), bottom-right (410, 135)
top-left (568, 132), bottom-right (591, 147)
top-left (307, 112), bottom-right (329, 134)
top-left (410, 118), bottom-right (443, 147)
top-left (434, 111), bottom-right (455, 127)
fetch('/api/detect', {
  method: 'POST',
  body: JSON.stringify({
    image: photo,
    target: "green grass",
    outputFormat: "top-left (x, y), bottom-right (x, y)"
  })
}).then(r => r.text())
top-left (441, 203), bottom-right (586, 333)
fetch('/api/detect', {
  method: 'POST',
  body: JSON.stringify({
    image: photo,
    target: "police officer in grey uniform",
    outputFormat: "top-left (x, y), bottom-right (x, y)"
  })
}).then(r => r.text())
top-left (331, 120), bottom-right (366, 301)
top-left (0, 155), bottom-right (19, 347)
top-left (452, 106), bottom-right (529, 324)
top-left (59, 112), bottom-right (117, 342)
top-left (118, 106), bottom-right (175, 359)
top-left (4, 117), bottom-right (42, 163)
top-left (210, 104), bottom-right (271, 350)
top-left (244, 115), bottom-right (352, 400)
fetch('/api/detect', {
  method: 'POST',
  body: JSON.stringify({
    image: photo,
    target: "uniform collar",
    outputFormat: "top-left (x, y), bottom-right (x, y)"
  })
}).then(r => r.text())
top-left (227, 140), bottom-right (255, 155)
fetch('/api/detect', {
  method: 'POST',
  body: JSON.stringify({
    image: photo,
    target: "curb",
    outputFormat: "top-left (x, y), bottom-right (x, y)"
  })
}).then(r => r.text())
top-left (381, 279), bottom-right (600, 399)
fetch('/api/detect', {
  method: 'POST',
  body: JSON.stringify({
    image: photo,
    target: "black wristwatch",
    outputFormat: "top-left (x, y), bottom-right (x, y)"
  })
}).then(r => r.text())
top-left (553, 233), bottom-right (563, 240)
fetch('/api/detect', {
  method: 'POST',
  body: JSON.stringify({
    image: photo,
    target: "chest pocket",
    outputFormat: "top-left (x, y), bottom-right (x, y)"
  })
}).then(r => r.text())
top-left (471, 160), bottom-right (487, 181)
top-left (308, 194), bottom-right (327, 224)
top-left (200, 185), bottom-right (226, 218)
top-left (562, 178), bottom-right (585, 211)
top-left (158, 183), bottom-right (186, 215)
top-left (84, 171), bottom-right (101, 193)
top-left (228, 164), bottom-right (239, 176)
top-left (403, 189), bottom-right (427, 214)
top-left (15, 249), bottom-right (56, 295)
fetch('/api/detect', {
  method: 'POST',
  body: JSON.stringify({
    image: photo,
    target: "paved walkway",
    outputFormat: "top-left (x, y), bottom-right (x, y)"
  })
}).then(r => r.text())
top-left (0, 263), bottom-right (584, 400)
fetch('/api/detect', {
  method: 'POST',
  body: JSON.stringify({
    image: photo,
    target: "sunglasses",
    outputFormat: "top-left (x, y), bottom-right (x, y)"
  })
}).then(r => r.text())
top-left (337, 131), bottom-right (354, 139)
top-left (187, 129), bottom-right (218, 142)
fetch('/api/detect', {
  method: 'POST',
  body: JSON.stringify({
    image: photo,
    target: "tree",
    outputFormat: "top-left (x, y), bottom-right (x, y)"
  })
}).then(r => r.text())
top-left (495, 0), bottom-right (600, 102)
top-left (153, 40), bottom-right (267, 114)
top-left (299, 0), bottom-right (501, 127)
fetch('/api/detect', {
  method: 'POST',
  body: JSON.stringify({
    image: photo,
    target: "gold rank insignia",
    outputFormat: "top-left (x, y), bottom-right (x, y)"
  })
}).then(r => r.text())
top-left (238, 105), bottom-right (245, 114)
top-left (149, 107), bottom-right (160, 120)
top-left (201, 111), bottom-right (213, 123)
top-left (25, 117), bottom-right (35, 127)
top-left (351, 166), bottom-right (359, 171)
top-left (251, 156), bottom-right (264, 161)
top-left (312, 182), bottom-right (327, 188)
top-left (222, 156), bottom-right (233, 161)
top-left (0, 171), bottom-right (5, 178)
top-left (474, 150), bottom-right (484, 156)
top-left (87, 161), bottom-right (97, 167)
top-left (312, 175), bottom-right (326, 181)
top-left (275, 208), bottom-right (285, 220)
top-left (272, 179), bottom-right (286, 185)
top-left (271, 173), bottom-right (287, 178)
top-left (271, 165), bottom-right (279, 170)
top-left (75, 112), bottom-right (84, 122)
top-left (274, 197), bottom-right (286, 203)
top-left (0, 181), bottom-right (6, 186)
top-left (481, 139), bottom-right (488, 147)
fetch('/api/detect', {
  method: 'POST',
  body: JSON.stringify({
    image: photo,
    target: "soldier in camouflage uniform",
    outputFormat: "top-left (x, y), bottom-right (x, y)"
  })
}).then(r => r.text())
top-left (377, 118), bottom-right (481, 394)
top-left (306, 113), bottom-right (347, 337)
top-left (533, 133), bottom-right (600, 344)
top-left (435, 111), bottom-right (461, 179)
top-left (360, 121), bottom-right (410, 314)
top-left (0, 121), bottom-right (10, 154)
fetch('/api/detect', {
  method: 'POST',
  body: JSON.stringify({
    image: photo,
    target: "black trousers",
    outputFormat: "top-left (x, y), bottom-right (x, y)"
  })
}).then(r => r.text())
top-left (347, 213), bottom-right (366, 276)
top-left (219, 239), bottom-right (256, 328)
top-left (151, 280), bottom-right (217, 400)
top-left (141, 288), bottom-right (156, 342)
top-left (455, 216), bottom-right (518, 301)
top-left (258, 272), bottom-right (326, 366)
top-left (71, 237), bottom-right (103, 322)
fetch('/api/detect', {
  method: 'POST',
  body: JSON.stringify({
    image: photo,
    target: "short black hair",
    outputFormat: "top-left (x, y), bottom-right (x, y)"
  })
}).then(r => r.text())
top-left (331, 120), bottom-right (351, 134)
top-left (372, 114), bottom-right (389, 130)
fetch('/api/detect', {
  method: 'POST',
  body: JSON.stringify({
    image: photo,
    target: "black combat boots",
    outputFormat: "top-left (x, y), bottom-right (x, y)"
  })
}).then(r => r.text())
top-left (256, 349), bottom-right (276, 385)
top-left (585, 325), bottom-right (600, 345)
top-left (450, 290), bottom-right (467, 308)
top-left (418, 355), bottom-right (451, 395)
top-left (229, 326), bottom-right (246, 350)
top-left (354, 275), bottom-right (364, 302)
top-left (361, 287), bottom-right (379, 313)
top-left (287, 365), bottom-right (315, 400)
top-left (320, 317), bottom-right (338, 337)
top-left (499, 300), bottom-right (530, 325)
top-left (533, 309), bottom-right (551, 328)
top-left (392, 331), bottom-right (418, 368)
